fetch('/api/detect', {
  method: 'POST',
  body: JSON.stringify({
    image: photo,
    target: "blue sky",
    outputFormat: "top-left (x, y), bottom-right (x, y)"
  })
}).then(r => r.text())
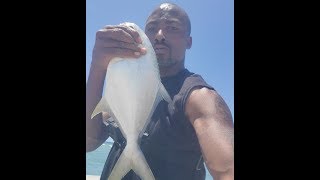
top-left (86, 0), bottom-right (234, 117)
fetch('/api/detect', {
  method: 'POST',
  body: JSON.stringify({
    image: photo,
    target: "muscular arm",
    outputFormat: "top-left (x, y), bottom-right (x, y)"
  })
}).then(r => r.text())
top-left (86, 64), bottom-right (110, 152)
top-left (185, 87), bottom-right (234, 180)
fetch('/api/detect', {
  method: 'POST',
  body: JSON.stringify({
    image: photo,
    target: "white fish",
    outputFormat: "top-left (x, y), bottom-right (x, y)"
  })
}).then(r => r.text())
top-left (91, 22), bottom-right (172, 180)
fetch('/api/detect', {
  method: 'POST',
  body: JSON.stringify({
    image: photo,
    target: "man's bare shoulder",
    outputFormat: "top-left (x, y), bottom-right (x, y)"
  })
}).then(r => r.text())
top-left (186, 87), bottom-right (233, 125)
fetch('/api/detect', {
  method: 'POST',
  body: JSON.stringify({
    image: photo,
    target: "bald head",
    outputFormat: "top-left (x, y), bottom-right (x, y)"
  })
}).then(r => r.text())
top-left (146, 3), bottom-right (191, 36)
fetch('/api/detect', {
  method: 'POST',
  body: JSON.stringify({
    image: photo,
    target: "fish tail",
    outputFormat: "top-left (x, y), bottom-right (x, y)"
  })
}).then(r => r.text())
top-left (107, 146), bottom-right (132, 180)
top-left (131, 145), bottom-right (155, 180)
top-left (108, 144), bottom-right (155, 180)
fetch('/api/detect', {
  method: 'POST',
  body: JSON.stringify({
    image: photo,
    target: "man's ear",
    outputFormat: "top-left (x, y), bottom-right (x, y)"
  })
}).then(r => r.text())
top-left (186, 36), bottom-right (192, 49)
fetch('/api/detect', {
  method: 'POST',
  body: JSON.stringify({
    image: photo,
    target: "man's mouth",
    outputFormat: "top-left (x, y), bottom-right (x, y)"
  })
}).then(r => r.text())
top-left (154, 45), bottom-right (169, 54)
top-left (155, 48), bottom-right (167, 54)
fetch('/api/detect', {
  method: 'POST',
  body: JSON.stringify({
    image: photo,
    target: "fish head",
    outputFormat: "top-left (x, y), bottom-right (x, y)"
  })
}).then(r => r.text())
top-left (120, 22), bottom-right (156, 60)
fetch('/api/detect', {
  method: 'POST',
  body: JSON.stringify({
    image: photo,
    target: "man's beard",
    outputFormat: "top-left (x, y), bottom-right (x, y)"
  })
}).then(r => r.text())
top-left (157, 58), bottom-right (177, 68)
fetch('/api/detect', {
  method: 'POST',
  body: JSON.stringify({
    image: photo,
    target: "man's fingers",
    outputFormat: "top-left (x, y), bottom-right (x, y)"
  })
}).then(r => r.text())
top-left (118, 25), bottom-right (142, 44)
top-left (94, 24), bottom-right (146, 61)
top-left (103, 47), bottom-right (145, 59)
top-left (96, 28), bottom-right (135, 44)
top-left (104, 25), bottom-right (142, 44)
top-left (95, 38), bottom-right (143, 52)
top-left (95, 39), bottom-right (147, 55)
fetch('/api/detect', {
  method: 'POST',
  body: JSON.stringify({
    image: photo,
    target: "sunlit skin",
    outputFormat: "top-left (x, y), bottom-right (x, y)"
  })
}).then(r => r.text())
top-left (86, 3), bottom-right (234, 180)
top-left (145, 4), bottom-right (192, 77)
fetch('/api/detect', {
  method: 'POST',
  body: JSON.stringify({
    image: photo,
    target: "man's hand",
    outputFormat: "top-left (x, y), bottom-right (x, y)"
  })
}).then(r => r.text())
top-left (91, 24), bottom-right (147, 71)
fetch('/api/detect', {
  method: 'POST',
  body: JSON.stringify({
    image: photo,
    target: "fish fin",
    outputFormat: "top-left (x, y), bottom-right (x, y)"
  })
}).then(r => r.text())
top-left (108, 147), bottom-right (132, 180)
top-left (91, 98), bottom-right (109, 119)
top-left (159, 83), bottom-right (172, 103)
top-left (132, 147), bottom-right (155, 180)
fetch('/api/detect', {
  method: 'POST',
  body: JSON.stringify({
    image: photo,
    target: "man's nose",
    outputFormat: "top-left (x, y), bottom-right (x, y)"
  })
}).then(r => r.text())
top-left (155, 29), bottom-right (165, 43)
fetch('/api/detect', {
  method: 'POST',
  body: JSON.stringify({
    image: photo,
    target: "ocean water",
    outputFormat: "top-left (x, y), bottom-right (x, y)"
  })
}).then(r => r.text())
top-left (86, 139), bottom-right (213, 180)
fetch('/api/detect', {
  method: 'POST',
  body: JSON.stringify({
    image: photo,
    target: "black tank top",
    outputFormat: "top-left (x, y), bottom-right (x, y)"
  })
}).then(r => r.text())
top-left (100, 69), bottom-right (215, 180)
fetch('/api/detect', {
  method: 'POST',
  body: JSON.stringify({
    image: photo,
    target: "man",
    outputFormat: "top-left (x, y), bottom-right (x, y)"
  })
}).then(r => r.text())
top-left (86, 3), bottom-right (234, 180)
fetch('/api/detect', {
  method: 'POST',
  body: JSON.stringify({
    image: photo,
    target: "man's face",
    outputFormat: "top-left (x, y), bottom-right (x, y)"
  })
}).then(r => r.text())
top-left (145, 5), bottom-right (192, 68)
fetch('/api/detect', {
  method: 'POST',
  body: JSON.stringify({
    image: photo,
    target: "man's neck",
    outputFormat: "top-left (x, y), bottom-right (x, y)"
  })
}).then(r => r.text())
top-left (159, 62), bottom-right (185, 78)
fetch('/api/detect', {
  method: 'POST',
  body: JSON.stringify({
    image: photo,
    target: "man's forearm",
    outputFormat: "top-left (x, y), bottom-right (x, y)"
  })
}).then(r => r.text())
top-left (86, 64), bottom-right (108, 151)
top-left (86, 64), bottom-right (107, 118)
